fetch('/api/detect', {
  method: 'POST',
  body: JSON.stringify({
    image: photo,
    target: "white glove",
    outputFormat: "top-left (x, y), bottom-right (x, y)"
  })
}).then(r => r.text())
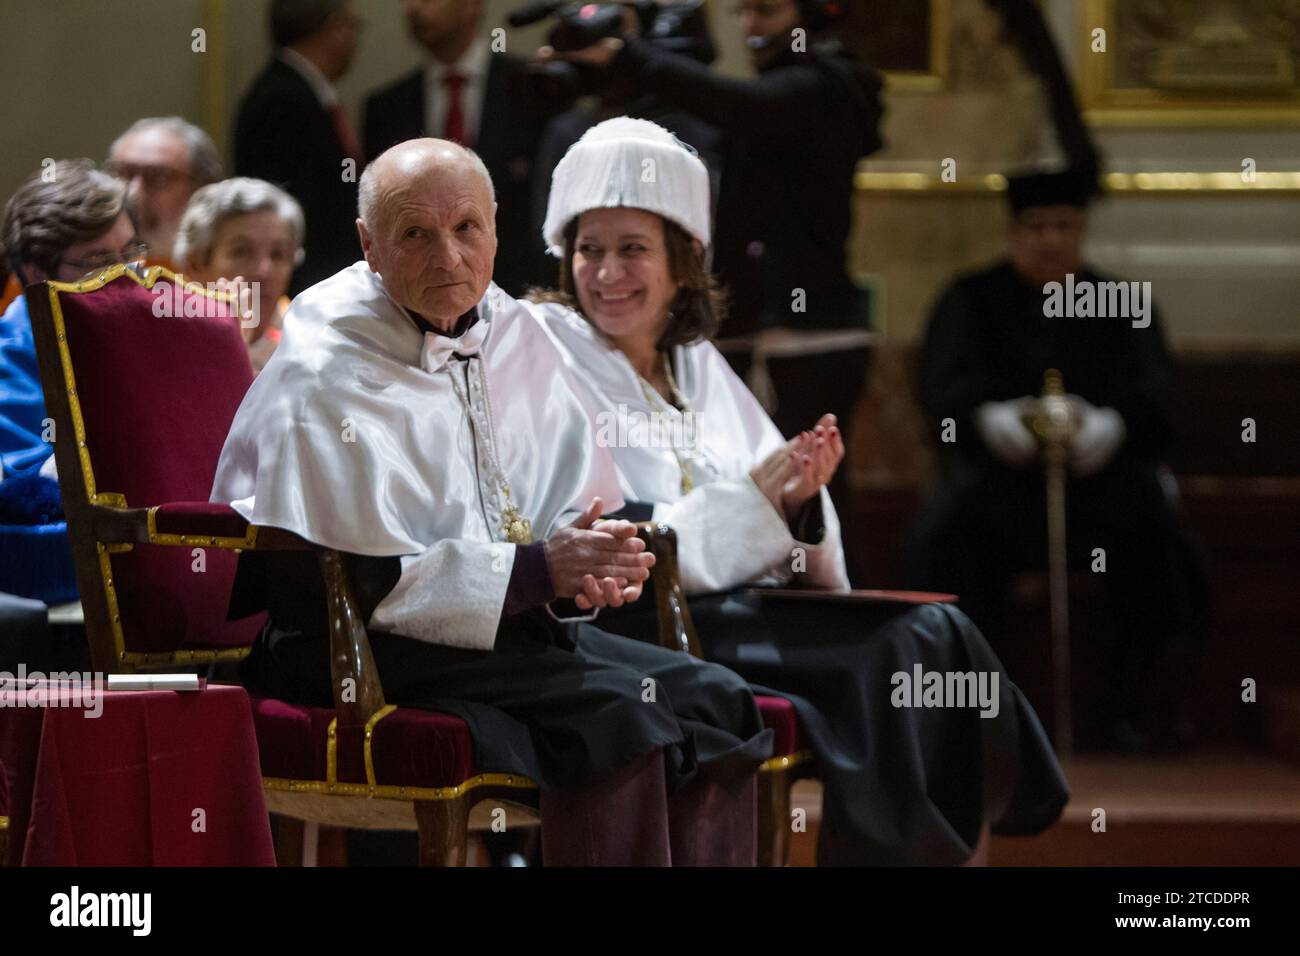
top-left (1067, 396), bottom-right (1126, 476)
top-left (974, 398), bottom-right (1038, 468)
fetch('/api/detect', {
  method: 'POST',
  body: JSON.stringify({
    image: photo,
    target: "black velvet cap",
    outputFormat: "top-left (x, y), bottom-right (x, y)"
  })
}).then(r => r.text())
top-left (1006, 168), bottom-right (1097, 212)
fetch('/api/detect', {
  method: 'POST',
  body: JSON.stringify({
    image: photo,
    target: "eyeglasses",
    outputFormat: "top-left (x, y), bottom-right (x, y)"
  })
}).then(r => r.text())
top-left (57, 241), bottom-right (151, 275)
top-left (103, 160), bottom-right (193, 191)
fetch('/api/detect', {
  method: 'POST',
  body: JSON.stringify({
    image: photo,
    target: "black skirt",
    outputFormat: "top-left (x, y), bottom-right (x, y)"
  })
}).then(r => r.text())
top-left (240, 608), bottom-right (774, 792)
top-left (600, 591), bottom-right (1069, 865)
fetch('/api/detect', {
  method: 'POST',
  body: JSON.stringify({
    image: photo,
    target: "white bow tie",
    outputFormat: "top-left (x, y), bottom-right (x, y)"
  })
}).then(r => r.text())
top-left (420, 317), bottom-right (489, 373)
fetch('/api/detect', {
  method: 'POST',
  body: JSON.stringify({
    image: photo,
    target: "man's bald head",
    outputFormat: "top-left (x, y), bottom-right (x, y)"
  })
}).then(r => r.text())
top-left (356, 138), bottom-right (499, 330)
top-left (358, 138), bottom-right (494, 231)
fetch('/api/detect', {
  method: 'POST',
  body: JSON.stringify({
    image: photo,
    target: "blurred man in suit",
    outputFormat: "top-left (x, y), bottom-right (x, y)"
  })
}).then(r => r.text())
top-left (235, 0), bottom-right (364, 292)
top-left (364, 0), bottom-right (553, 296)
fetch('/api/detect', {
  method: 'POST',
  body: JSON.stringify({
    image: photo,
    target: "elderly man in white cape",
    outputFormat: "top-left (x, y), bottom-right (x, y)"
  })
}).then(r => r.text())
top-left (211, 138), bottom-right (772, 866)
top-left (529, 118), bottom-right (1069, 866)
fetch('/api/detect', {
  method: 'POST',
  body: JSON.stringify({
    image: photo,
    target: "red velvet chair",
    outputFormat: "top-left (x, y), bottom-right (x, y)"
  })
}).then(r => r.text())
top-left (25, 265), bottom-right (537, 865)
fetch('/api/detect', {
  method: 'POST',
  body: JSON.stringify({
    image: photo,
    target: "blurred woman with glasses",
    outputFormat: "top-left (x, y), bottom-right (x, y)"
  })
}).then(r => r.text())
top-left (0, 159), bottom-right (143, 474)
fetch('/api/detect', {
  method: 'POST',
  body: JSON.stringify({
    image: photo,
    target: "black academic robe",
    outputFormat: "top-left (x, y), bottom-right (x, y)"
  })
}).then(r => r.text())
top-left (916, 260), bottom-right (1176, 469)
top-left (598, 579), bottom-right (1069, 865)
top-left (363, 56), bottom-right (555, 298)
top-left (903, 260), bottom-right (1206, 734)
top-left (233, 58), bottom-right (361, 292)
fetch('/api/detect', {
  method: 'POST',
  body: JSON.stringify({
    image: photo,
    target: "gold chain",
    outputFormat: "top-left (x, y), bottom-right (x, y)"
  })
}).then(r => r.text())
top-left (447, 357), bottom-right (532, 544)
top-left (637, 353), bottom-right (695, 494)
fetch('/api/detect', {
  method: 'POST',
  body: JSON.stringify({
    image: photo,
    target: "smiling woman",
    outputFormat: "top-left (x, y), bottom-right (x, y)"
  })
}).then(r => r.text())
top-left (528, 118), bottom-right (1069, 866)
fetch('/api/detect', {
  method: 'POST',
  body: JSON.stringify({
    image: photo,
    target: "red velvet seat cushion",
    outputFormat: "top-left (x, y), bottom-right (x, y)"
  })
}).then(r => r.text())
top-left (53, 275), bottom-right (261, 652)
top-left (249, 697), bottom-right (482, 791)
top-left (755, 694), bottom-right (803, 756)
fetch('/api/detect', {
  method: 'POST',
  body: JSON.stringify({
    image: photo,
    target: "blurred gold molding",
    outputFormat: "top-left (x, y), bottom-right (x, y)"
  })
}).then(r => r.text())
top-left (854, 170), bottom-right (1300, 196)
top-left (1082, 107), bottom-right (1300, 128)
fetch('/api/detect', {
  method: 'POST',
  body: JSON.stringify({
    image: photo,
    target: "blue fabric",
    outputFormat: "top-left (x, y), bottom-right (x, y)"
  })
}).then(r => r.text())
top-left (0, 521), bottom-right (78, 604)
top-left (0, 294), bottom-right (52, 476)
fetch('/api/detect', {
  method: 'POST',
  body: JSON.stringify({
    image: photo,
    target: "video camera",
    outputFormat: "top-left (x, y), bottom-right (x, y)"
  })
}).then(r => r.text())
top-left (508, 1), bottom-right (715, 109)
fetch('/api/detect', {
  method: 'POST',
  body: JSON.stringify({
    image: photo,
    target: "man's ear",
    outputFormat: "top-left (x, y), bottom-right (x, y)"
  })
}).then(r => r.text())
top-left (356, 218), bottom-right (377, 271)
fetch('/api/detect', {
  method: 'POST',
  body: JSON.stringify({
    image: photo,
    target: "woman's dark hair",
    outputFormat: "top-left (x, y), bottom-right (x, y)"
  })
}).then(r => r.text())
top-left (0, 159), bottom-right (130, 284)
top-left (528, 214), bottom-right (727, 351)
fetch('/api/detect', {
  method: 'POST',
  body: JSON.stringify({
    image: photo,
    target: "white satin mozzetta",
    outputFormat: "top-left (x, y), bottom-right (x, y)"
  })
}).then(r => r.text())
top-left (211, 263), bottom-right (623, 649)
top-left (535, 304), bottom-right (849, 595)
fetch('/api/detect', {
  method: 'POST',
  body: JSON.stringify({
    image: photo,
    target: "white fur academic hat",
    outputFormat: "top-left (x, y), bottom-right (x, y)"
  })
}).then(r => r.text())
top-left (543, 117), bottom-right (711, 257)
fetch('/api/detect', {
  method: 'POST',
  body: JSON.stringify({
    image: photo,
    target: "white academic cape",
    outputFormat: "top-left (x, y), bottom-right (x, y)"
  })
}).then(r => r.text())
top-left (535, 304), bottom-right (849, 595)
top-left (211, 263), bottom-right (623, 650)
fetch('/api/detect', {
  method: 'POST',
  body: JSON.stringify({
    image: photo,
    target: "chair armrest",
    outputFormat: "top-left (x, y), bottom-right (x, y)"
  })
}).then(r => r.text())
top-left (87, 501), bottom-right (318, 551)
top-left (634, 521), bottom-right (703, 658)
top-left (87, 502), bottom-right (385, 727)
top-left (743, 587), bottom-right (957, 605)
top-left (743, 587), bottom-right (958, 635)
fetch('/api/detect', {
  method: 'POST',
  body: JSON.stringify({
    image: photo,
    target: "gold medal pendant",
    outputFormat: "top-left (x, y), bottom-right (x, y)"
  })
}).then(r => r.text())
top-left (504, 509), bottom-right (532, 545)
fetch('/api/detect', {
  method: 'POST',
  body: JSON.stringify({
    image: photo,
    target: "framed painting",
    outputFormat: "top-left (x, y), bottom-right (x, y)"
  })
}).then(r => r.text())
top-left (841, 0), bottom-right (952, 92)
top-left (1080, 0), bottom-right (1300, 125)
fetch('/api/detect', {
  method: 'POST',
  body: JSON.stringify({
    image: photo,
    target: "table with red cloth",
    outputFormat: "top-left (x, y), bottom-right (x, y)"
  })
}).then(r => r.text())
top-left (0, 681), bottom-right (274, 866)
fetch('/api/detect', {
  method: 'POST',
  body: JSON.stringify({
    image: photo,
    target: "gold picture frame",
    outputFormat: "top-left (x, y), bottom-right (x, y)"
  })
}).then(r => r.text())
top-left (842, 0), bottom-right (951, 93)
top-left (1080, 0), bottom-right (1300, 126)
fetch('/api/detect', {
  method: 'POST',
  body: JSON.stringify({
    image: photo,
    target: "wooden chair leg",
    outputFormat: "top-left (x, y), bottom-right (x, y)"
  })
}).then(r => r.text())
top-left (273, 815), bottom-right (305, 867)
top-left (415, 797), bottom-right (470, 867)
top-left (757, 770), bottom-right (791, 867)
top-left (316, 824), bottom-right (349, 866)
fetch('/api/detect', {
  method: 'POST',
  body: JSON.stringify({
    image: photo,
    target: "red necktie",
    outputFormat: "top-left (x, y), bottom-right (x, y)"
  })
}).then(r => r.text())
top-left (328, 104), bottom-right (365, 165)
top-left (443, 71), bottom-right (468, 146)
